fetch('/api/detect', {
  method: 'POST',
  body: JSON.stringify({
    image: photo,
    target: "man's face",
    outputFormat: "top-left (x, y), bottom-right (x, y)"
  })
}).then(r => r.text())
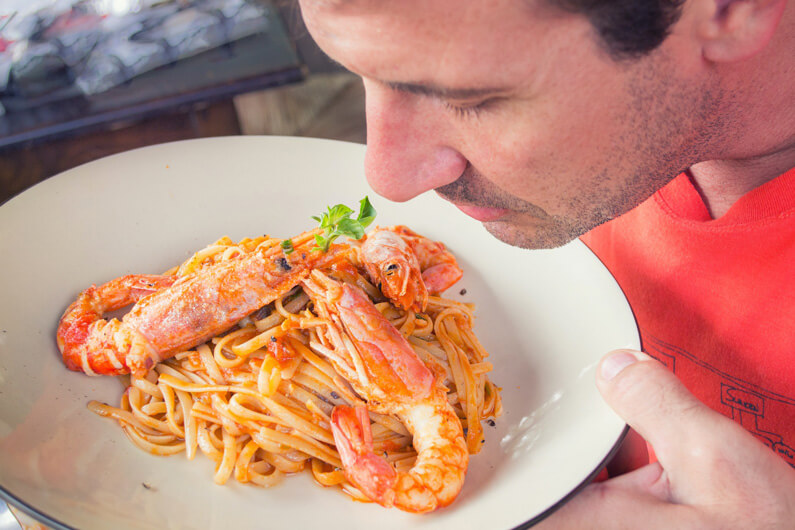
top-left (300, 0), bottom-right (721, 248)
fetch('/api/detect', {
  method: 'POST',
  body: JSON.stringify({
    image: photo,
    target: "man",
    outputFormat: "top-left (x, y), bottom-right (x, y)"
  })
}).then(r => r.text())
top-left (297, 0), bottom-right (795, 527)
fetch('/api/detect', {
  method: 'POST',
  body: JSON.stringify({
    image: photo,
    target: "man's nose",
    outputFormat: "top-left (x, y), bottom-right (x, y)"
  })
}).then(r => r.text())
top-left (363, 80), bottom-right (467, 202)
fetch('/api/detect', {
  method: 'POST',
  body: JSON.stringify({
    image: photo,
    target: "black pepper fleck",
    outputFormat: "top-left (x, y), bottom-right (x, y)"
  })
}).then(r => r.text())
top-left (460, 289), bottom-right (467, 295)
top-left (276, 257), bottom-right (292, 271)
top-left (486, 419), bottom-right (496, 427)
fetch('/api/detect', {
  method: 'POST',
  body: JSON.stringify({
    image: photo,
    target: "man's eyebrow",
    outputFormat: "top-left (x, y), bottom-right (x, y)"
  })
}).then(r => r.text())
top-left (385, 81), bottom-right (504, 99)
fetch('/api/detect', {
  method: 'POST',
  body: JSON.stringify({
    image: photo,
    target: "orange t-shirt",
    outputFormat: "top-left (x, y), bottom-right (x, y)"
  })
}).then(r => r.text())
top-left (581, 169), bottom-right (795, 469)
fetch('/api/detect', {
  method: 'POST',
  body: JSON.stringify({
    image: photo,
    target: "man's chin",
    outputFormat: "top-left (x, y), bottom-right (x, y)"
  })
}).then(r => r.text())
top-left (481, 219), bottom-right (579, 250)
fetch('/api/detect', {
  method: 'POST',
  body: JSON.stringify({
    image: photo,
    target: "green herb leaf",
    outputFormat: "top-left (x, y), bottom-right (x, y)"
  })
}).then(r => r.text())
top-left (336, 218), bottom-right (365, 240)
top-left (325, 204), bottom-right (354, 228)
top-left (280, 239), bottom-right (294, 254)
top-left (311, 196), bottom-right (377, 252)
top-left (312, 233), bottom-right (328, 253)
top-left (357, 196), bottom-right (376, 229)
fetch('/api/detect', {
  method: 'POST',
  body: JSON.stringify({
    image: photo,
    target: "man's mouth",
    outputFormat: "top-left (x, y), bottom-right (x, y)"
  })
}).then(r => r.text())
top-left (452, 202), bottom-right (509, 222)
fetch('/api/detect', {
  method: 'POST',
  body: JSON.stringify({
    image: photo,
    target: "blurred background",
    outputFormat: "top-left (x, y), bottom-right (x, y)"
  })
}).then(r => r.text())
top-left (0, 0), bottom-right (366, 205)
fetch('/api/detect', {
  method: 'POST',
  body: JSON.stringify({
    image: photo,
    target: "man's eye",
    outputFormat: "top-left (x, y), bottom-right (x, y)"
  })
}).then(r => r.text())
top-left (442, 100), bottom-right (490, 119)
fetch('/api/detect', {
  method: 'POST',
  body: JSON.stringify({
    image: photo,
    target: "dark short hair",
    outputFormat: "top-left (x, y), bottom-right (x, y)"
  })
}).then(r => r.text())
top-left (551, 0), bottom-right (685, 58)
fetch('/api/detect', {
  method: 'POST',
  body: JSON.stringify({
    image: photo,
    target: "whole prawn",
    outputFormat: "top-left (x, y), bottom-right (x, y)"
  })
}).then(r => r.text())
top-left (303, 271), bottom-right (468, 513)
top-left (57, 231), bottom-right (346, 377)
top-left (361, 226), bottom-right (462, 312)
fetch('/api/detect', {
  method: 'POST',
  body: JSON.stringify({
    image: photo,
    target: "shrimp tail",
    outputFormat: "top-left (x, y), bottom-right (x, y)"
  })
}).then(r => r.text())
top-left (331, 405), bottom-right (398, 508)
top-left (57, 275), bottom-right (175, 376)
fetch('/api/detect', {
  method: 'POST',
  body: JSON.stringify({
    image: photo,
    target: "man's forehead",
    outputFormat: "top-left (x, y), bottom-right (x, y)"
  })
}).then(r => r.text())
top-left (300, 0), bottom-right (569, 89)
top-left (302, 0), bottom-right (498, 35)
top-left (302, 0), bottom-right (548, 14)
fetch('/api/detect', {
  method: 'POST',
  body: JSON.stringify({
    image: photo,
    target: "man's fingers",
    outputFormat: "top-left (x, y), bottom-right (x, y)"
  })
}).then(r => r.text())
top-left (595, 350), bottom-right (719, 466)
top-left (536, 470), bottom-right (703, 530)
top-left (605, 461), bottom-right (671, 501)
top-left (596, 349), bottom-right (795, 517)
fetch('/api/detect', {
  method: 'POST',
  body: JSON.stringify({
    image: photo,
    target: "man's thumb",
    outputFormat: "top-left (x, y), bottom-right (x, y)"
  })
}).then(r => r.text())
top-left (595, 349), bottom-right (716, 466)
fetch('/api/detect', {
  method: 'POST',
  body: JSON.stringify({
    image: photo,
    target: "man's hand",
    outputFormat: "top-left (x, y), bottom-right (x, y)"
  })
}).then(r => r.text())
top-left (537, 350), bottom-right (795, 529)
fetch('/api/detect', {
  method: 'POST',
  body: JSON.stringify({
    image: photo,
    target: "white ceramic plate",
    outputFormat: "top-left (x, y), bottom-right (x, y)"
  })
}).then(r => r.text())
top-left (0, 137), bottom-right (638, 529)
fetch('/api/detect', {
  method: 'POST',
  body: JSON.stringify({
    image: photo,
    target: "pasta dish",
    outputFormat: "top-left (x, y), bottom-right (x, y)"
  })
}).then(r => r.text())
top-left (56, 203), bottom-right (501, 513)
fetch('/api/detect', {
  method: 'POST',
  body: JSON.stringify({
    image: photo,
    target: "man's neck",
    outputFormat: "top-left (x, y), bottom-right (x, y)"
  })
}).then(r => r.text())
top-left (688, 144), bottom-right (795, 218)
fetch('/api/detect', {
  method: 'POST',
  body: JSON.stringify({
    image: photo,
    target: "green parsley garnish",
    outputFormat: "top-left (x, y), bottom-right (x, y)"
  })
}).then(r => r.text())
top-left (280, 239), bottom-right (295, 255)
top-left (311, 196), bottom-right (377, 252)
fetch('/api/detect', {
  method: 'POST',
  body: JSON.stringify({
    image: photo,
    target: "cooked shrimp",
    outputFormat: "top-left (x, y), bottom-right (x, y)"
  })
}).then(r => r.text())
top-left (360, 227), bottom-right (428, 312)
top-left (303, 272), bottom-right (468, 513)
top-left (57, 274), bottom-right (176, 375)
top-left (390, 226), bottom-right (463, 295)
top-left (360, 227), bottom-right (463, 313)
top-left (57, 231), bottom-right (347, 377)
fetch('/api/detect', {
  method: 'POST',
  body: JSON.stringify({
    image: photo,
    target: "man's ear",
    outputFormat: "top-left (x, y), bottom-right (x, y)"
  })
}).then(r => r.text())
top-left (696, 0), bottom-right (787, 62)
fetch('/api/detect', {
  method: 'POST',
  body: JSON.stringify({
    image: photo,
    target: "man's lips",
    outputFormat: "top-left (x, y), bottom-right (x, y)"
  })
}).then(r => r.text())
top-left (453, 203), bottom-right (509, 222)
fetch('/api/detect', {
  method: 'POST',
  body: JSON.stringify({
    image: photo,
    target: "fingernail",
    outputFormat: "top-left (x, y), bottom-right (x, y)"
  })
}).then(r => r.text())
top-left (600, 351), bottom-right (639, 381)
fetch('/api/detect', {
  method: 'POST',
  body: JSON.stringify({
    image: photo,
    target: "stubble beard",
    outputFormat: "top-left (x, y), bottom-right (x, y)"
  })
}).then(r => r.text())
top-left (434, 167), bottom-right (587, 249)
top-left (435, 161), bottom-right (674, 250)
